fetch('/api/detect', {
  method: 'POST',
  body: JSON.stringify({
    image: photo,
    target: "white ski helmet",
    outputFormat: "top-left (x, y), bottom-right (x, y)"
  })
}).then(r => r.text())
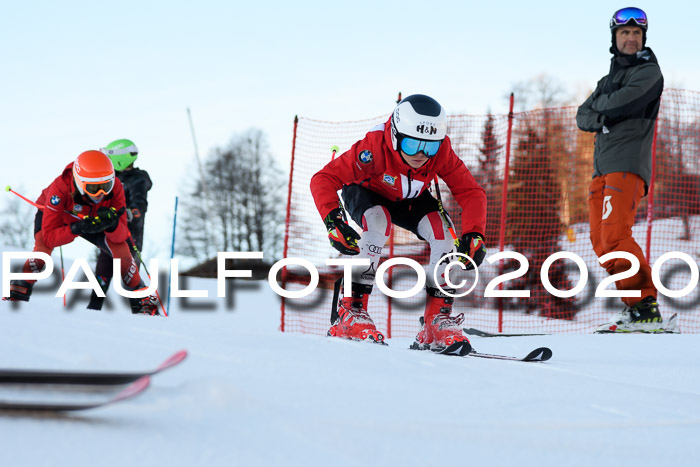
top-left (390, 94), bottom-right (447, 156)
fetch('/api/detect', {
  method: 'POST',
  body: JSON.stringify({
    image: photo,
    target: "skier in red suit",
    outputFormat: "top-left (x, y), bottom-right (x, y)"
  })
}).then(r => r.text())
top-left (8, 150), bottom-right (158, 315)
top-left (311, 94), bottom-right (487, 351)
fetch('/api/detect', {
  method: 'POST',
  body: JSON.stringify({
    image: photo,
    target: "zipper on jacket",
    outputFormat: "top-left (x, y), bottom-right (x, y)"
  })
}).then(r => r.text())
top-left (407, 169), bottom-right (412, 210)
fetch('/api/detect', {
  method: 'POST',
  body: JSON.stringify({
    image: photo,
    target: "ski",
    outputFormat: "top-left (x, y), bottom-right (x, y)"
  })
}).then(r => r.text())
top-left (436, 340), bottom-right (473, 356)
top-left (0, 349), bottom-right (187, 386)
top-left (0, 376), bottom-right (150, 411)
top-left (468, 347), bottom-right (553, 362)
top-left (464, 328), bottom-right (548, 337)
top-left (411, 341), bottom-right (552, 362)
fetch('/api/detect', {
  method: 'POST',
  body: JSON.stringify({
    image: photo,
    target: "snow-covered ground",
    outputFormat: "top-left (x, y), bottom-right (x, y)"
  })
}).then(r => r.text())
top-left (1, 245), bottom-right (700, 467)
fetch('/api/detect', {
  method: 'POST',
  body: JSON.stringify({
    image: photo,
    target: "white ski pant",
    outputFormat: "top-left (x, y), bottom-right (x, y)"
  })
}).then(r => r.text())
top-left (352, 205), bottom-right (455, 290)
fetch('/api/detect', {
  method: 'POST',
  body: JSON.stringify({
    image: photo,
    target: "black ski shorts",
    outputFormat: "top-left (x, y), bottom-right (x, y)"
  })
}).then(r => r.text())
top-left (341, 184), bottom-right (441, 240)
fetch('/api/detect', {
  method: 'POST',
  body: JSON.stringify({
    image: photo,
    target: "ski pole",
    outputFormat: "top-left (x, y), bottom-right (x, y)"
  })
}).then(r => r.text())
top-left (7, 185), bottom-right (71, 305)
top-left (330, 146), bottom-right (350, 219)
top-left (5, 186), bottom-right (42, 210)
top-left (129, 238), bottom-right (168, 317)
top-left (433, 176), bottom-right (460, 247)
top-left (5, 186), bottom-right (85, 219)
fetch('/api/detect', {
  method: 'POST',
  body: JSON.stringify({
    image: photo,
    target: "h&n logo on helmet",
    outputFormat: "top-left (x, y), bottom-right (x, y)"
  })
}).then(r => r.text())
top-left (415, 123), bottom-right (438, 136)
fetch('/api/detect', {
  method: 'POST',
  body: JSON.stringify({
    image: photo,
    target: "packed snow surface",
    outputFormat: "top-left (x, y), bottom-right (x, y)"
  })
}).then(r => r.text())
top-left (1, 247), bottom-right (699, 467)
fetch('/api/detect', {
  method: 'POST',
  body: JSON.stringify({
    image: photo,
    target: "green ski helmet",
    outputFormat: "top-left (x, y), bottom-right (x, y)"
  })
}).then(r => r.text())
top-left (100, 139), bottom-right (138, 171)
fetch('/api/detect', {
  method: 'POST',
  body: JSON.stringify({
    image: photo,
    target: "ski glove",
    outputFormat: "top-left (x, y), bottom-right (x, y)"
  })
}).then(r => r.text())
top-left (456, 232), bottom-right (486, 270)
top-left (97, 206), bottom-right (126, 233)
top-left (324, 207), bottom-right (360, 255)
top-left (69, 207), bottom-right (125, 236)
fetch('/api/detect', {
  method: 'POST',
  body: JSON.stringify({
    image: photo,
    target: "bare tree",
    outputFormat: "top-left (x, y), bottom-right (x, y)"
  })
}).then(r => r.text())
top-left (178, 129), bottom-right (285, 262)
top-left (0, 191), bottom-right (35, 249)
top-left (508, 73), bottom-right (573, 111)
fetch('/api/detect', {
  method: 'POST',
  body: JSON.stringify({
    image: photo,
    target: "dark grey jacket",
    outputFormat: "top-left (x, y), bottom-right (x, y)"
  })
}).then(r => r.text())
top-left (576, 48), bottom-right (663, 192)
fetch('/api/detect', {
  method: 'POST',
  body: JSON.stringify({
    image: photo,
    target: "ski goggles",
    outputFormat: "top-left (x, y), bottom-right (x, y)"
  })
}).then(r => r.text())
top-left (399, 136), bottom-right (442, 158)
top-left (75, 177), bottom-right (114, 198)
top-left (611, 7), bottom-right (647, 29)
top-left (83, 180), bottom-right (114, 196)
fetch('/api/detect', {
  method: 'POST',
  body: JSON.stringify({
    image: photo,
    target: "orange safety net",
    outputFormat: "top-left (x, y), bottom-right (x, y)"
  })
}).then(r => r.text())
top-left (281, 89), bottom-right (700, 336)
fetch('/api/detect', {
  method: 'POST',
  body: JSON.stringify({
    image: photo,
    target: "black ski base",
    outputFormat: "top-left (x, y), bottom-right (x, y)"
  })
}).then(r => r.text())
top-left (0, 350), bottom-right (187, 386)
top-left (0, 376), bottom-right (151, 411)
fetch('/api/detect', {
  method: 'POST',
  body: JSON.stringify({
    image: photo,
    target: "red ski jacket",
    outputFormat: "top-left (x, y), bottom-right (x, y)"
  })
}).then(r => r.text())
top-left (36, 163), bottom-right (129, 249)
top-left (310, 118), bottom-right (487, 235)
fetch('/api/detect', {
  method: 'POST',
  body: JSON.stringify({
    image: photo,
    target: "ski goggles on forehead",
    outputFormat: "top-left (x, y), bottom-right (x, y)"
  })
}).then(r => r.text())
top-left (399, 136), bottom-right (442, 158)
top-left (611, 7), bottom-right (647, 28)
top-left (83, 179), bottom-right (114, 196)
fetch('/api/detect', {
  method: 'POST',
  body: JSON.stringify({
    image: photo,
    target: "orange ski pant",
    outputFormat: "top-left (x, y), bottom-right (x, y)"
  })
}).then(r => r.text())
top-left (588, 172), bottom-right (656, 306)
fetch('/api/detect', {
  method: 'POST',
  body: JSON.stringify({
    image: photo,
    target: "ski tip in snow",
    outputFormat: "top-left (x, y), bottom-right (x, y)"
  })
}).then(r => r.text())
top-left (155, 349), bottom-right (188, 373)
top-left (436, 340), bottom-right (473, 356)
top-left (522, 347), bottom-right (553, 362)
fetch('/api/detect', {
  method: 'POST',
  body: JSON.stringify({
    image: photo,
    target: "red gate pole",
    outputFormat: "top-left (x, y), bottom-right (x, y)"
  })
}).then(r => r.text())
top-left (280, 115), bottom-right (299, 332)
top-left (497, 93), bottom-right (515, 333)
top-left (645, 110), bottom-right (661, 261)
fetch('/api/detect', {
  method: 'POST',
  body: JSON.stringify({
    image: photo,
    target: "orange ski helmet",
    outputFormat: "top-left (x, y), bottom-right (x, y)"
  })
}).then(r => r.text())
top-left (72, 150), bottom-right (115, 203)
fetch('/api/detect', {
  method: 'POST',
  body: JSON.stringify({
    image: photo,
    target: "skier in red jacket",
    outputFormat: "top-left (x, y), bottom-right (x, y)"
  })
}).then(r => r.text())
top-left (8, 150), bottom-right (159, 315)
top-left (310, 94), bottom-right (487, 351)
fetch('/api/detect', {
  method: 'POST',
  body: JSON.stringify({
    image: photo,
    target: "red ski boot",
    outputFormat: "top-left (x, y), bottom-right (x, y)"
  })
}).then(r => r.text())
top-left (328, 285), bottom-right (385, 344)
top-left (412, 287), bottom-right (470, 353)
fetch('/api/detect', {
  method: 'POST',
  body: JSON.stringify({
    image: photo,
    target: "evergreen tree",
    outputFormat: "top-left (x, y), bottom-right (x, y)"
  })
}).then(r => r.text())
top-left (505, 123), bottom-right (579, 319)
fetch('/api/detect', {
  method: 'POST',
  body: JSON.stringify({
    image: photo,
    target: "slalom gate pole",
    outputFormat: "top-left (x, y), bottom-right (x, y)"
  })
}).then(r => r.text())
top-left (280, 116), bottom-right (299, 333)
top-left (130, 239), bottom-right (168, 317)
top-left (166, 196), bottom-right (178, 315)
top-left (496, 93), bottom-right (516, 334)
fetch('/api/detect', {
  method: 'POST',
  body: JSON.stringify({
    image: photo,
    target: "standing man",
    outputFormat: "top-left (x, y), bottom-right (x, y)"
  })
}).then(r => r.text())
top-left (576, 7), bottom-right (666, 332)
top-left (310, 94), bottom-right (487, 352)
top-left (88, 139), bottom-right (153, 310)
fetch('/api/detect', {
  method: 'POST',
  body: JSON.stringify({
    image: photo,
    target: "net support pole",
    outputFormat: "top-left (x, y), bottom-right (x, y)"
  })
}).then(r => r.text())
top-left (497, 93), bottom-right (515, 333)
top-left (645, 112), bottom-right (660, 262)
top-left (280, 116), bottom-right (299, 332)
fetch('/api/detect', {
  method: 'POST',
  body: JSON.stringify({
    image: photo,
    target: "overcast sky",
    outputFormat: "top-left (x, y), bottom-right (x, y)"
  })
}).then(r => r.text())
top-left (1, 0), bottom-right (697, 265)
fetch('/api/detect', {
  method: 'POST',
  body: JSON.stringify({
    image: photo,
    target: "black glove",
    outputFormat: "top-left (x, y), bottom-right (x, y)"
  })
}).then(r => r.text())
top-left (70, 215), bottom-right (106, 236)
top-left (69, 207), bottom-right (125, 236)
top-left (324, 207), bottom-right (360, 255)
top-left (97, 206), bottom-right (126, 232)
top-left (456, 232), bottom-right (486, 270)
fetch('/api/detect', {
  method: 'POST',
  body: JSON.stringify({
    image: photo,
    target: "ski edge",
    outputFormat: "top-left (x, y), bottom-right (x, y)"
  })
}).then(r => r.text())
top-left (0, 349), bottom-right (188, 386)
top-left (0, 376), bottom-right (151, 411)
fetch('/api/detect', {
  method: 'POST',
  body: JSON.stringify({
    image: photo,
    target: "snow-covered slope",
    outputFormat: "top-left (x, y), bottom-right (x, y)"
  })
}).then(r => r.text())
top-left (1, 247), bottom-right (699, 467)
